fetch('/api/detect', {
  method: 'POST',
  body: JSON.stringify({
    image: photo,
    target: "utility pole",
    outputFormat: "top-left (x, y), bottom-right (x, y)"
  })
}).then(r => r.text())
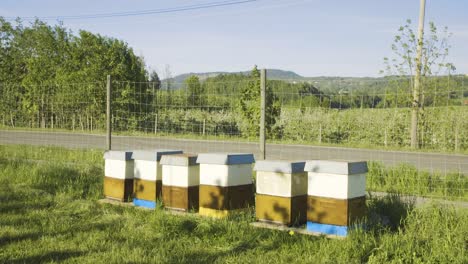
top-left (260, 69), bottom-right (266, 160)
top-left (106, 75), bottom-right (112, 150)
top-left (411, 0), bottom-right (426, 149)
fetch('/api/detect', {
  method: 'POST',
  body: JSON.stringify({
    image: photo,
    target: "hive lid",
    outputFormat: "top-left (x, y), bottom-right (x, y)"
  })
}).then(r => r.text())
top-left (103, 150), bottom-right (133, 161)
top-left (304, 160), bottom-right (368, 174)
top-left (160, 154), bottom-right (198, 166)
top-left (254, 160), bottom-right (305, 173)
top-left (131, 149), bottom-right (183, 161)
top-left (196, 153), bottom-right (255, 165)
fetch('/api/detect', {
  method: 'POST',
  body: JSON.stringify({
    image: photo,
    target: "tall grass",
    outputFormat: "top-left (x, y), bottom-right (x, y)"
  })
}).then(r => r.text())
top-left (367, 161), bottom-right (468, 201)
top-left (0, 145), bottom-right (467, 263)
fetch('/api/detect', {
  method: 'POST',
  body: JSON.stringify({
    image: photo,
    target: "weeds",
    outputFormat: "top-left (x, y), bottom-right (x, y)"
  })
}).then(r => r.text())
top-left (0, 145), bottom-right (466, 263)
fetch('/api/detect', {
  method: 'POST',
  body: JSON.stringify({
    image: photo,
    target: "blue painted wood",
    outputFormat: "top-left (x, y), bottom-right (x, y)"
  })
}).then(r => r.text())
top-left (133, 198), bottom-right (156, 209)
top-left (306, 221), bottom-right (349, 236)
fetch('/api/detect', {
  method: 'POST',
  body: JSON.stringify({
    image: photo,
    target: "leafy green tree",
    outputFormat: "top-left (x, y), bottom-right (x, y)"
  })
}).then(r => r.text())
top-left (149, 70), bottom-right (161, 90)
top-left (0, 17), bottom-right (150, 131)
top-left (238, 66), bottom-right (281, 138)
top-left (185, 75), bottom-right (204, 107)
top-left (382, 19), bottom-right (456, 147)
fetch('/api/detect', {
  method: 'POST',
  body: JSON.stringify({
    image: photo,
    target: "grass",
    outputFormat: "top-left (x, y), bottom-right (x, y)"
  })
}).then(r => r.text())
top-left (0, 145), bottom-right (467, 263)
top-left (367, 162), bottom-right (468, 201)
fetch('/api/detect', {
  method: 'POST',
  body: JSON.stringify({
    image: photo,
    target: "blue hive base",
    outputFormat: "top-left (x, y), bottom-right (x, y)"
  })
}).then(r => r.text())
top-left (306, 221), bottom-right (360, 237)
top-left (133, 198), bottom-right (156, 209)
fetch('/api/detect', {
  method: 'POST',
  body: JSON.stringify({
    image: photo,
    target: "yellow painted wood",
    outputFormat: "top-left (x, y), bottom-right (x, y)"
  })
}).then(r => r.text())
top-left (198, 207), bottom-right (247, 218)
top-left (133, 179), bottom-right (161, 201)
top-left (255, 194), bottom-right (307, 225)
top-left (307, 195), bottom-right (366, 226)
top-left (103, 177), bottom-right (133, 202)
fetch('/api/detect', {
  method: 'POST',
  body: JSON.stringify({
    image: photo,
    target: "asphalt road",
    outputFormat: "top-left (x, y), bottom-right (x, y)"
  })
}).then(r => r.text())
top-left (1, 130), bottom-right (467, 174)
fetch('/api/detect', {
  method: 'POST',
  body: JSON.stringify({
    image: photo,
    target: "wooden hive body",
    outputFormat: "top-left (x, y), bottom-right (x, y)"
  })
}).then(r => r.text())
top-left (161, 154), bottom-right (200, 211)
top-left (131, 150), bottom-right (182, 208)
top-left (254, 160), bottom-right (307, 225)
top-left (197, 153), bottom-right (255, 218)
top-left (306, 195), bottom-right (366, 226)
top-left (255, 194), bottom-right (307, 226)
top-left (256, 171), bottom-right (307, 198)
top-left (304, 160), bottom-right (368, 236)
top-left (103, 151), bottom-right (134, 202)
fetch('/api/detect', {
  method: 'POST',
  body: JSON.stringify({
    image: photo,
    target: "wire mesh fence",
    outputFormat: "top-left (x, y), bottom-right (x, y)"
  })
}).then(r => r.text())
top-left (0, 73), bottom-right (467, 201)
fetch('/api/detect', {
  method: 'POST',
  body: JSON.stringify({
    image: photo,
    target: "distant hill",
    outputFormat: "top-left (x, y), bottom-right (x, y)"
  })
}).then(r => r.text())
top-left (164, 69), bottom-right (386, 92)
top-left (168, 69), bottom-right (304, 86)
top-left (165, 69), bottom-right (465, 93)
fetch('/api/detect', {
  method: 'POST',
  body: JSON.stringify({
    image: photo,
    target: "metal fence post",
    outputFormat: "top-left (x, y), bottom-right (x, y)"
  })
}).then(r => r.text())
top-left (260, 69), bottom-right (266, 160)
top-left (106, 75), bottom-right (112, 150)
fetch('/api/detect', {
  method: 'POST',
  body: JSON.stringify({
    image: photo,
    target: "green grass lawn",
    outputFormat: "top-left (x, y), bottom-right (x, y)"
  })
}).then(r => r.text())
top-left (0, 145), bottom-right (467, 263)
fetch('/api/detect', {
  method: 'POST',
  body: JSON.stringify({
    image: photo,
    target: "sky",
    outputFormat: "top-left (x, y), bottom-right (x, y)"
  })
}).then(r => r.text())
top-left (1, 0), bottom-right (467, 77)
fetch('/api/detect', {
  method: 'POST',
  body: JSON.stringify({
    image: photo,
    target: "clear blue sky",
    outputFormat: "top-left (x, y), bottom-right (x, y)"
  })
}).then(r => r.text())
top-left (1, 0), bottom-right (467, 77)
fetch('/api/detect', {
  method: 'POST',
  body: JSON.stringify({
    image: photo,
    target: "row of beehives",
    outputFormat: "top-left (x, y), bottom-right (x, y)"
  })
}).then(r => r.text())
top-left (103, 150), bottom-right (367, 237)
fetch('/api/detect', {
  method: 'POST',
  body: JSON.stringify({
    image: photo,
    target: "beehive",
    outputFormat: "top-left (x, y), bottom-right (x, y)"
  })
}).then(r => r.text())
top-left (254, 160), bottom-right (307, 225)
top-left (197, 153), bottom-right (255, 218)
top-left (131, 149), bottom-right (183, 209)
top-left (161, 154), bottom-right (199, 211)
top-left (103, 150), bottom-right (134, 202)
top-left (304, 160), bottom-right (368, 236)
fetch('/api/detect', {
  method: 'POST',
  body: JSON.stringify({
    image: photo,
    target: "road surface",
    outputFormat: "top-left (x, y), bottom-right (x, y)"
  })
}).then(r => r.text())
top-left (0, 130), bottom-right (467, 174)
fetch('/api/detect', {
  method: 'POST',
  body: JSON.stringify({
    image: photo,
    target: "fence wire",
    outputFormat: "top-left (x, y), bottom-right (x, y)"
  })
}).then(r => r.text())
top-left (0, 74), bottom-right (466, 201)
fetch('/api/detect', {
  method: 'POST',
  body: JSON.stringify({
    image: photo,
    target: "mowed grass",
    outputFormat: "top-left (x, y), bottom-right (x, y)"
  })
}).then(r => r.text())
top-left (0, 145), bottom-right (467, 263)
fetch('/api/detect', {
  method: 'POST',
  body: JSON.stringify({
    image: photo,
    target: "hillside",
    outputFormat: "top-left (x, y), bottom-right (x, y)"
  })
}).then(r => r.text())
top-left (166, 69), bottom-right (386, 92)
top-left (168, 69), bottom-right (304, 86)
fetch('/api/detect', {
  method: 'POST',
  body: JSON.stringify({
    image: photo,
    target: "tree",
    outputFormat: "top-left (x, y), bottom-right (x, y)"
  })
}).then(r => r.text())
top-left (238, 66), bottom-right (281, 138)
top-left (185, 75), bottom-right (204, 107)
top-left (382, 19), bottom-right (455, 148)
top-left (0, 17), bottom-right (150, 131)
top-left (149, 70), bottom-right (161, 90)
top-left (163, 64), bottom-right (173, 90)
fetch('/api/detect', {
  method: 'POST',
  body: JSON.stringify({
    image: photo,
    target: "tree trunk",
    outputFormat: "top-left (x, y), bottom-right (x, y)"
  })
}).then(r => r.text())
top-left (10, 114), bottom-right (15, 128)
top-left (80, 115), bottom-right (84, 131)
top-left (41, 112), bottom-right (46, 129)
top-left (411, 0), bottom-right (426, 149)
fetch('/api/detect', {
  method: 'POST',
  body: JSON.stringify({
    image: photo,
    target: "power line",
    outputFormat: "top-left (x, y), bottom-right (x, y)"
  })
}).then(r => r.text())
top-left (3, 0), bottom-right (258, 21)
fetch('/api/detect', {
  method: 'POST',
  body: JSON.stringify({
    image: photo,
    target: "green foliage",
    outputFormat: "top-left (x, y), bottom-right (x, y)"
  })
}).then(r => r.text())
top-left (367, 161), bottom-right (467, 200)
top-left (149, 70), bottom-right (161, 90)
top-left (0, 18), bottom-right (149, 130)
top-left (0, 145), bottom-right (467, 263)
top-left (238, 66), bottom-right (281, 138)
top-left (185, 75), bottom-right (205, 107)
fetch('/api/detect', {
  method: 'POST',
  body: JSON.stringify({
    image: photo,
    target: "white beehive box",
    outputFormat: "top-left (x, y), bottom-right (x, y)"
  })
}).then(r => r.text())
top-left (304, 160), bottom-right (368, 199)
top-left (197, 153), bottom-right (255, 187)
top-left (132, 149), bottom-right (183, 181)
top-left (254, 160), bottom-right (307, 197)
top-left (161, 154), bottom-right (200, 187)
top-left (104, 150), bottom-right (134, 179)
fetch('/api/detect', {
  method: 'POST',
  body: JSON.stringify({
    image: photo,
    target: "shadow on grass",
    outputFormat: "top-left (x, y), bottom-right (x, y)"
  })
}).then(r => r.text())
top-left (7, 250), bottom-right (84, 264)
top-left (366, 193), bottom-right (415, 232)
top-left (0, 232), bottom-right (44, 248)
top-left (165, 238), bottom-right (261, 264)
top-left (0, 185), bottom-right (54, 214)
